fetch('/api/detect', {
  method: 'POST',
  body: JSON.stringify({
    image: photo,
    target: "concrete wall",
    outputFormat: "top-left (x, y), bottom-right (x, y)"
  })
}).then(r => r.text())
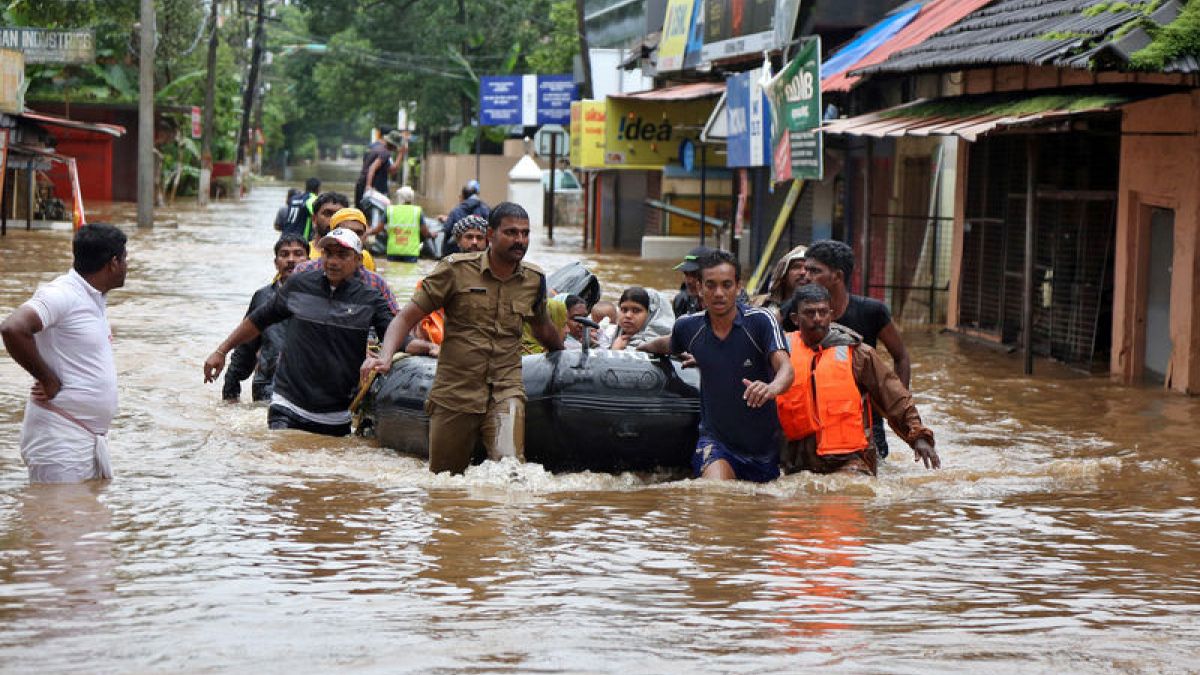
top-left (1112, 92), bottom-right (1200, 394)
top-left (421, 139), bottom-right (543, 215)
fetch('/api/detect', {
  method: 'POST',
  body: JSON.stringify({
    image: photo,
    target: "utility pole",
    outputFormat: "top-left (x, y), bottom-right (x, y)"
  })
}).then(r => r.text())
top-left (137, 0), bottom-right (155, 227)
top-left (198, 0), bottom-right (219, 206)
top-left (575, 0), bottom-right (593, 99)
top-left (235, 0), bottom-right (265, 199)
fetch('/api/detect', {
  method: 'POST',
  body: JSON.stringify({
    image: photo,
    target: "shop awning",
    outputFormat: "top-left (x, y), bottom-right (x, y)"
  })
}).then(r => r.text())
top-left (19, 110), bottom-right (126, 138)
top-left (819, 91), bottom-right (1138, 142)
top-left (609, 81), bottom-right (724, 101)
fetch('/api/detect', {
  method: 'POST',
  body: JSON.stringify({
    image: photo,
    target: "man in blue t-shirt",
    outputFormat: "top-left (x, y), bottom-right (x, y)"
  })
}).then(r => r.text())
top-left (640, 250), bottom-right (793, 482)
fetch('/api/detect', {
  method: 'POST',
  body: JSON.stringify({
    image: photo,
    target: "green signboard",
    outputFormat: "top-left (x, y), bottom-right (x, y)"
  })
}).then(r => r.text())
top-left (765, 37), bottom-right (822, 182)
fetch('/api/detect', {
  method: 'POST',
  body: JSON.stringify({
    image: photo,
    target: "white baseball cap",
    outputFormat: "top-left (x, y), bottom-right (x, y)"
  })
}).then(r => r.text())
top-left (318, 227), bottom-right (363, 254)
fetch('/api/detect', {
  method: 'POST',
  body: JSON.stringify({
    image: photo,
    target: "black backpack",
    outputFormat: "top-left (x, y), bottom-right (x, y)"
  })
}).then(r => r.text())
top-left (281, 192), bottom-right (310, 237)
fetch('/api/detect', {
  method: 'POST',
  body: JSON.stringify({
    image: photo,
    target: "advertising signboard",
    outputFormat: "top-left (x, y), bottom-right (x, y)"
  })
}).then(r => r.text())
top-left (603, 96), bottom-right (717, 169)
top-left (570, 100), bottom-right (607, 169)
top-left (480, 74), bottom-right (578, 126)
top-left (701, 0), bottom-right (800, 62)
top-left (725, 68), bottom-right (770, 168)
top-left (0, 49), bottom-right (24, 114)
top-left (0, 27), bottom-right (94, 64)
top-left (658, 0), bottom-right (695, 72)
top-left (765, 37), bottom-right (822, 181)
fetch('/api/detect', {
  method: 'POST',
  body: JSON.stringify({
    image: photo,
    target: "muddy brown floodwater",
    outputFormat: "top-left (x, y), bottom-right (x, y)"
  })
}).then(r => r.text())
top-left (1, 186), bottom-right (1199, 673)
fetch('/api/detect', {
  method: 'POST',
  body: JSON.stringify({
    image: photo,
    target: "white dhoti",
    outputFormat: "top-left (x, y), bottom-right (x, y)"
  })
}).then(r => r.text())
top-left (19, 400), bottom-right (113, 484)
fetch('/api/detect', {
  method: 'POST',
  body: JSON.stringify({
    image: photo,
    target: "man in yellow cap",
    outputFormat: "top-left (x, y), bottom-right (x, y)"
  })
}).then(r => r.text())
top-left (294, 208), bottom-right (401, 314)
top-left (310, 208), bottom-right (378, 272)
top-left (204, 227), bottom-right (402, 435)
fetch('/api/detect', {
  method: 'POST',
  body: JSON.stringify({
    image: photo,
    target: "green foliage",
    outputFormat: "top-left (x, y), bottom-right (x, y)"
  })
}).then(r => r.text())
top-left (525, 0), bottom-right (580, 74)
top-left (1130, 0), bottom-right (1200, 69)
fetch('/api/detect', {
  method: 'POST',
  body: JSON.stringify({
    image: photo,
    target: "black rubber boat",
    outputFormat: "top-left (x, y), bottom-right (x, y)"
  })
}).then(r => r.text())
top-left (364, 348), bottom-right (700, 473)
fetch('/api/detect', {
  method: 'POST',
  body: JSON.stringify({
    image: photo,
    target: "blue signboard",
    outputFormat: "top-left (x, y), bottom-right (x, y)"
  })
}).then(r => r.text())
top-left (726, 69), bottom-right (771, 168)
top-left (480, 74), bottom-right (577, 126)
top-left (537, 75), bottom-right (577, 125)
top-left (480, 75), bottom-right (524, 125)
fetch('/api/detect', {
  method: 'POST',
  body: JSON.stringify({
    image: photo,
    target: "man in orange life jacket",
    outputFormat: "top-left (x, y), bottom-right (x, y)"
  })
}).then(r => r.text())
top-left (775, 284), bottom-right (939, 475)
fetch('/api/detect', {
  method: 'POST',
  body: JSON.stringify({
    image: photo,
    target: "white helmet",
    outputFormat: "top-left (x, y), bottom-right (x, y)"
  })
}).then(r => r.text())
top-left (396, 185), bottom-right (415, 203)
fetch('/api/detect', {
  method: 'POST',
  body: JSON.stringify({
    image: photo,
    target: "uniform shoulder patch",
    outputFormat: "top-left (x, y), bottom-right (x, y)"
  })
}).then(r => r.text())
top-left (521, 260), bottom-right (546, 276)
top-left (447, 251), bottom-right (485, 264)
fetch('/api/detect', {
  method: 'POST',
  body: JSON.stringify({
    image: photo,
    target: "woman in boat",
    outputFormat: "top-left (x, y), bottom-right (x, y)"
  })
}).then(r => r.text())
top-left (609, 286), bottom-right (675, 351)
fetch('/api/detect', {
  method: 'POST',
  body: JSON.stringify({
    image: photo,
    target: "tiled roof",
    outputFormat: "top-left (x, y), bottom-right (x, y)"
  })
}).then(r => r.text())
top-left (857, 0), bottom-right (1192, 75)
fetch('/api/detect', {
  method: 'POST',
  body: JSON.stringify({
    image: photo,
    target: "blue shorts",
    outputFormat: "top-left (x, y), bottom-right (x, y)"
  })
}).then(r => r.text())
top-left (692, 435), bottom-right (780, 483)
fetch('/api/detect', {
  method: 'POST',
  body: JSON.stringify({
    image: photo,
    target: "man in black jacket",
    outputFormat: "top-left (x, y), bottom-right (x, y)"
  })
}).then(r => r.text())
top-left (203, 228), bottom-right (400, 436)
top-left (222, 234), bottom-right (308, 402)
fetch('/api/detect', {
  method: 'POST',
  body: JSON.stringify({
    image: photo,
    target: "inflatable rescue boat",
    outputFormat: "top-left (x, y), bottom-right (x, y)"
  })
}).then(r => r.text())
top-left (364, 349), bottom-right (700, 473)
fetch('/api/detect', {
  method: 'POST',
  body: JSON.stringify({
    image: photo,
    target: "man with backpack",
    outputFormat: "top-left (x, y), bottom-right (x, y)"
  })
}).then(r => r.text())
top-left (280, 177), bottom-right (321, 239)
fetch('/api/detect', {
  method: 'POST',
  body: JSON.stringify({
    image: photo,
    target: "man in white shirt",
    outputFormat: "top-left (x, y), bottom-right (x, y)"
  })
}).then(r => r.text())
top-left (1, 224), bottom-right (129, 483)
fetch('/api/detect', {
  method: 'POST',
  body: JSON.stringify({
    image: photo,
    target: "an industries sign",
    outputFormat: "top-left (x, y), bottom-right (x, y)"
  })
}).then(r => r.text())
top-left (480, 74), bottom-right (578, 126)
top-left (765, 37), bottom-right (822, 182)
top-left (0, 27), bottom-right (94, 64)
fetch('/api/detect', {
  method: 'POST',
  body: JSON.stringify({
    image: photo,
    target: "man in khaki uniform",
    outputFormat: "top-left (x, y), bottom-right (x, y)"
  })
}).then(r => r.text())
top-left (363, 202), bottom-right (564, 473)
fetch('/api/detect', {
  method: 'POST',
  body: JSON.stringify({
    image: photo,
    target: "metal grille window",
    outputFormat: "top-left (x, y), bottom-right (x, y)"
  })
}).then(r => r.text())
top-left (959, 125), bottom-right (1119, 371)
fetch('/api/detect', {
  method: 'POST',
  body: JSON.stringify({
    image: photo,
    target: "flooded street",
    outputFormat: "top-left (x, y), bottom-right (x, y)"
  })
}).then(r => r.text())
top-left (2, 186), bottom-right (1199, 673)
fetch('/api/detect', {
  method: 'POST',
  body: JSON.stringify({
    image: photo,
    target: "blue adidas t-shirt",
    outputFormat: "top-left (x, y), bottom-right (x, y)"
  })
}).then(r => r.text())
top-left (670, 305), bottom-right (789, 462)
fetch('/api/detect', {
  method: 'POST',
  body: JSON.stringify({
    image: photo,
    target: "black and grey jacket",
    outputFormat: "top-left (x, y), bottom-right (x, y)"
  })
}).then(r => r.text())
top-left (249, 269), bottom-right (395, 414)
top-left (223, 282), bottom-right (287, 402)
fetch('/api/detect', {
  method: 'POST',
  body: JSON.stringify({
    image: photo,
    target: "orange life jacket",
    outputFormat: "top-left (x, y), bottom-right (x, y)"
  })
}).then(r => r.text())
top-left (413, 279), bottom-right (445, 345)
top-left (420, 310), bottom-right (445, 345)
top-left (776, 332), bottom-right (871, 455)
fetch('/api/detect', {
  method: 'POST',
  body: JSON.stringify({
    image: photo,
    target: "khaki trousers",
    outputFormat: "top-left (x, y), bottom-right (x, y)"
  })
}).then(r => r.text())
top-left (426, 397), bottom-right (525, 474)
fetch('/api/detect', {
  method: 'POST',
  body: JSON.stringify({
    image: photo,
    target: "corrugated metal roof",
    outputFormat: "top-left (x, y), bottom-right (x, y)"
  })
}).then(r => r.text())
top-left (857, 0), bottom-right (1193, 75)
top-left (824, 0), bottom-right (994, 93)
top-left (819, 89), bottom-right (1134, 141)
top-left (608, 81), bottom-right (724, 100)
top-left (19, 111), bottom-right (126, 138)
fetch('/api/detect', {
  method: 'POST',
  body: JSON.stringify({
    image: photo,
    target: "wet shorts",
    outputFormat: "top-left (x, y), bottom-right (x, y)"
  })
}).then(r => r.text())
top-left (692, 434), bottom-right (780, 483)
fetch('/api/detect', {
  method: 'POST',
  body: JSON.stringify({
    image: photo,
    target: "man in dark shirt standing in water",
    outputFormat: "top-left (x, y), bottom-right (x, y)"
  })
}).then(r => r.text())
top-left (803, 240), bottom-right (911, 459)
top-left (355, 131), bottom-right (403, 209)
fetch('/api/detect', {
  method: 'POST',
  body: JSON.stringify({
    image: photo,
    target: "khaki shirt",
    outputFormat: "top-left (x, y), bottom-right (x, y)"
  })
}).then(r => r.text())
top-left (412, 251), bottom-right (548, 413)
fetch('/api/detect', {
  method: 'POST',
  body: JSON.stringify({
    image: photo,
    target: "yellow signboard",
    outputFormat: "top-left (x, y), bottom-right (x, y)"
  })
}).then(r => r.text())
top-left (658, 0), bottom-right (694, 72)
top-left (570, 100), bottom-right (607, 170)
top-left (0, 49), bottom-right (24, 115)
top-left (604, 96), bottom-right (717, 169)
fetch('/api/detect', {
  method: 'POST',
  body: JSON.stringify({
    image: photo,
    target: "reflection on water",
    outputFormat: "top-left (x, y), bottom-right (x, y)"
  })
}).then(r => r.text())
top-left (1, 187), bottom-right (1199, 672)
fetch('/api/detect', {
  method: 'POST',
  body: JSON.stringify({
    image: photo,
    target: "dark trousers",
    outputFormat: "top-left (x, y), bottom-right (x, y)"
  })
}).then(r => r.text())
top-left (872, 416), bottom-right (889, 459)
top-left (267, 405), bottom-right (350, 437)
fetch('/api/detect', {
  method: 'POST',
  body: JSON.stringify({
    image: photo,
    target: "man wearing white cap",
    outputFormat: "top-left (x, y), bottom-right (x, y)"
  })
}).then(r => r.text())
top-left (203, 228), bottom-right (401, 435)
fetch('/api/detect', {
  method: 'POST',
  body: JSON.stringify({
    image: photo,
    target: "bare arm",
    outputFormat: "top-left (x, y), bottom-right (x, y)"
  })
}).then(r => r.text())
top-left (203, 318), bottom-right (262, 383)
top-left (363, 301), bottom-right (428, 377)
top-left (742, 349), bottom-right (794, 408)
top-left (877, 322), bottom-right (911, 389)
top-left (1, 306), bottom-right (60, 400)
top-left (363, 157), bottom-right (383, 193)
top-left (637, 335), bottom-right (672, 355)
top-left (530, 315), bottom-right (565, 352)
